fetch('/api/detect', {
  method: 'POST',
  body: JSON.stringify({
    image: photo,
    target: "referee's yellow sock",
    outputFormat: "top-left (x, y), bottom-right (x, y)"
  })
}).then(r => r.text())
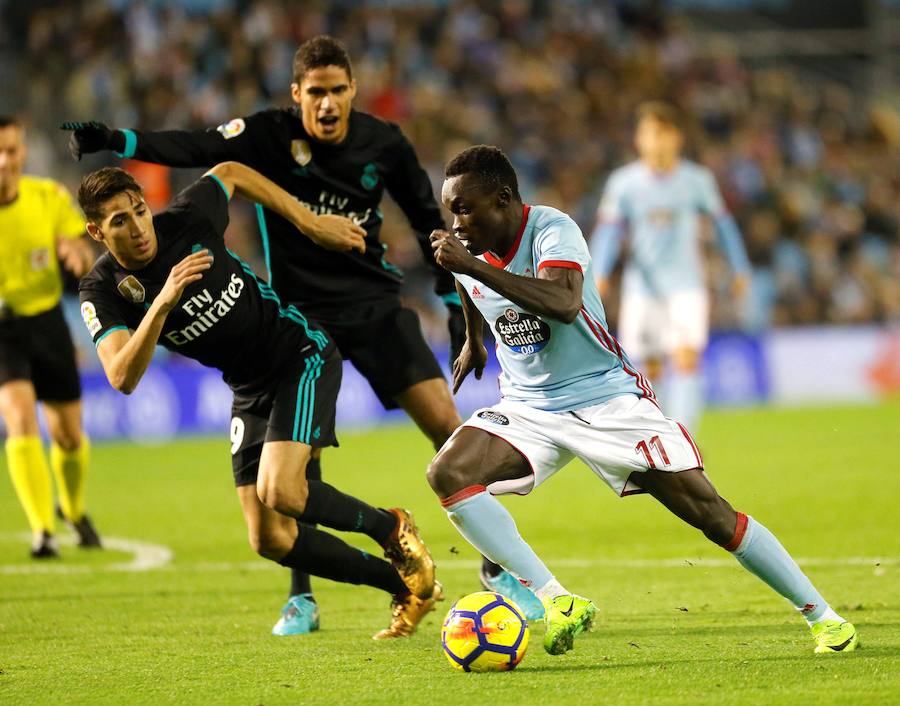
top-left (6, 436), bottom-right (55, 535)
top-left (51, 435), bottom-right (90, 523)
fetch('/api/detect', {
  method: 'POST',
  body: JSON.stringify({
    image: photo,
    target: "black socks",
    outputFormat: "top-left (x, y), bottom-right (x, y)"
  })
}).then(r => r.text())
top-left (300, 480), bottom-right (397, 546)
top-left (279, 527), bottom-right (408, 596)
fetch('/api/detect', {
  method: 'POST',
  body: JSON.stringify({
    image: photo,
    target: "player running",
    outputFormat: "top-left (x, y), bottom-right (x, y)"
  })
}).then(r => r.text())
top-left (62, 34), bottom-right (540, 628)
top-left (0, 115), bottom-right (101, 557)
top-left (77, 162), bottom-right (441, 639)
top-left (428, 145), bottom-right (858, 656)
top-left (589, 102), bottom-right (751, 432)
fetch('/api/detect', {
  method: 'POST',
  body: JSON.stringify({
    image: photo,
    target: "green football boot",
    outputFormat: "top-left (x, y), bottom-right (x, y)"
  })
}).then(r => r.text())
top-left (541, 594), bottom-right (596, 655)
top-left (812, 620), bottom-right (859, 654)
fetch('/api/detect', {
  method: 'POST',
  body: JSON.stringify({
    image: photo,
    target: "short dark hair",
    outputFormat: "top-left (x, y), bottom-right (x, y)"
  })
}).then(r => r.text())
top-left (78, 167), bottom-right (143, 222)
top-left (636, 101), bottom-right (683, 130)
top-left (444, 145), bottom-right (521, 201)
top-left (0, 115), bottom-right (23, 129)
top-left (293, 35), bottom-right (353, 84)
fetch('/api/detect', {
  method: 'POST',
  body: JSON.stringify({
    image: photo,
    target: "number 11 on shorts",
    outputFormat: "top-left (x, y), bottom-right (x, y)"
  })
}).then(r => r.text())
top-left (635, 435), bottom-right (670, 469)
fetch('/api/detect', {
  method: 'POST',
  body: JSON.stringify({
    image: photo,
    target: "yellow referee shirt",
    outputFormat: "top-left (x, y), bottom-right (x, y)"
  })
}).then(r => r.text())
top-left (0, 175), bottom-right (86, 316)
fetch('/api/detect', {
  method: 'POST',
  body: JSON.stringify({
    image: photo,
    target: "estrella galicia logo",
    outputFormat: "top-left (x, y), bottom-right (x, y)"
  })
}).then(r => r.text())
top-left (477, 410), bottom-right (509, 425)
top-left (361, 163), bottom-right (379, 190)
top-left (494, 309), bottom-right (550, 354)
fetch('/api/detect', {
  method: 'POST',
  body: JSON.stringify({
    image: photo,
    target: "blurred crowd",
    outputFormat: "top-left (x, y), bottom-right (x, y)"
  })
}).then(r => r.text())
top-left (3, 0), bottom-right (899, 341)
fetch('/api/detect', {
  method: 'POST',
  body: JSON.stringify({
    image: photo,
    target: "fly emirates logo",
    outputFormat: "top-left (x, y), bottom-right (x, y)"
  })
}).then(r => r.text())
top-left (163, 274), bottom-right (245, 346)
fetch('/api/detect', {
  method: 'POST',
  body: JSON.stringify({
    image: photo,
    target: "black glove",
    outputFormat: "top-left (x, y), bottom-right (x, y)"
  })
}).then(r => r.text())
top-left (60, 121), bottom-right (124, 161)
top-left (447, 304), bottom-right (467, 371)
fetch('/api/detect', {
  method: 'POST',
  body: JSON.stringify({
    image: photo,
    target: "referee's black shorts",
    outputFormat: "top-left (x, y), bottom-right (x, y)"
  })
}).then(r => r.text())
top-left (0, 303), bottom-right (81, 402)
top-left (303, 296), bottom-right (443, 410)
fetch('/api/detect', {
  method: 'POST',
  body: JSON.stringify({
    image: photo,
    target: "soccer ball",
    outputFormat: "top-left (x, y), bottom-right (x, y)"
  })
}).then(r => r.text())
top-left (441, 591), bottom-right (530, 672)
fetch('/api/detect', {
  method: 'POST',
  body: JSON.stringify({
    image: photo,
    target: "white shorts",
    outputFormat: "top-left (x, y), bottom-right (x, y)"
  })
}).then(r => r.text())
top-left (618, 289), bottom-right (709, 361)
top-left (454, 394), bottom-right (703, 498)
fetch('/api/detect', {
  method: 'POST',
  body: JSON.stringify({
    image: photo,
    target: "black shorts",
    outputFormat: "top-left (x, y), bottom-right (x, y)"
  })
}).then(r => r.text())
top-left (230, 344), bottom-right (341, 487)
top-left (303, 297), bottom-right (443, 410)
top-left (0, 304), bottom-right (81, 402)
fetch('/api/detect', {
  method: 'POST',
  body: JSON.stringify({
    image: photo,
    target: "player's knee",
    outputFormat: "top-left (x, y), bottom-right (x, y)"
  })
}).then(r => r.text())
top-left (256, 476), bottom-right (309, 516)
top-left (673, 348), bottom-right (700, 373)
top-left (51, 428), bottom-right (82, 453)
top-left (426, 454), bottom-right (472, 499)
top-left (247, 527), bottom-right (291, 560)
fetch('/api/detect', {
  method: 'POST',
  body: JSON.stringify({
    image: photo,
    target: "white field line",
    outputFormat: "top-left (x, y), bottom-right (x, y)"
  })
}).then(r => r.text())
top-left (0, 533), bottom-right (172, 574)
top-left (1, 528), bottom-right (892, 577)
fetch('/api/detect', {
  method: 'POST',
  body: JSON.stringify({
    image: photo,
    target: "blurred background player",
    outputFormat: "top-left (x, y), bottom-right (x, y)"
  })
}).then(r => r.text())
top-left (77, 162), bottom-right (441, 639)
top-left (429, 145), bottom-right (859, 656)
top-left (0, 115), bottom-right (101, 557)
top-left (590, 102), bottom-right (751, 433)
top-left (63, 35), bottom-right (542, 627)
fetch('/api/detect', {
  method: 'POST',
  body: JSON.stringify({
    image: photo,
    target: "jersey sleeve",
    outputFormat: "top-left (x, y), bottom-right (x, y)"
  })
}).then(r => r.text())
top-left (382, 125), bottom-right (455, 298)
top-left (167, 176), bottom-right (231, 238)
top-left (50, 181), bottom-right (86, 239)
top-left (597, 170), bottom-right (629, 224)
top-left (121, 112), bottom-right (268, 169)
top-left (533, 215), bottom-right (590, 275)
top-left (696, 167), bottom-right (727, 216)
top-left (78, 277), bottom-right (129, 347)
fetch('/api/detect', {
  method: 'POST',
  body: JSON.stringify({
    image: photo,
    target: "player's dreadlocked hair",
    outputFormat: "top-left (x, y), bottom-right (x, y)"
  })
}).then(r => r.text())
top-left (78, 167), bottom-right (143, 222)
top-left (293, 35), bottom-right (354, 83)
top-left (444, 145), bottom-right (521, 201)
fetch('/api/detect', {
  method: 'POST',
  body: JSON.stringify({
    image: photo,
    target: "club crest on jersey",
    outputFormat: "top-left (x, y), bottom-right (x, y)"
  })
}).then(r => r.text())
top-left (494, 309), bottom-right (551, 354)
top-left (477, 410), bottom-right (509, 425)
top-left (361, 163), bottom-right (379, 190)
top-left (291, 140), bottom-right (312, 166)
top-left (216, 118), bottom-right (246, 140)
top-left (117, 275), bottom-right (146, 304)
top-left (80, 301), bottom-right (102, 336)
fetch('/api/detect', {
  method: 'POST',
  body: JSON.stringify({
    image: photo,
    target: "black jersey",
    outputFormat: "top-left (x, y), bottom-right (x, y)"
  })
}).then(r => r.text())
top-left (118, 109), bottom-right (452, 308)
top-left (78, 177), bottom-right (331, 391)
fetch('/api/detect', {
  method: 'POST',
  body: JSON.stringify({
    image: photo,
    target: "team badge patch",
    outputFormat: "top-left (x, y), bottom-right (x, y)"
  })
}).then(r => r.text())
top-left (477, 410), bottom-right (509, 425)
top-left (80, 301), bottom-right (102, 336)
top-left (216, 118), bottom-right (246, 140)
top-left (291, 139), bottom-right (312, 166)
top-left (117, 275), bottom-right (146, 303)
top-left (361, 163), bottom-right (379, 190)
top-left (494, 309), bottom-right (551, 354)
top-left (29, 247), bottom-right (50, 271)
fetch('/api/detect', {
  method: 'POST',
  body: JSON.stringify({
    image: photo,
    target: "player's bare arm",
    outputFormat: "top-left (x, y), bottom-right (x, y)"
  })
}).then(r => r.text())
top-left (431, 229), bottom-right (583, 323)
top-left (451, 281), bottom-right (487, 393)
top-left (96, 250), bottom-right (212, 394)
top-left (205, 162), bottom-right (365, 254)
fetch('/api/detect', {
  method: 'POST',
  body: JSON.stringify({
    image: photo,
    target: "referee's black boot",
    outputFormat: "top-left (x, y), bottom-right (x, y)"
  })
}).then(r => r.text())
top-left (57, 506), bottom-right (103, 548)
top-left (30, 530), bottom-right (60, 559)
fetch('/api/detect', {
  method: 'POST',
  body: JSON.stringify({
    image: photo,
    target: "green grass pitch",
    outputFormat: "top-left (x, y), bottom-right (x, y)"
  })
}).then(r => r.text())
top-left (1, 401), bottom-right (898, 705)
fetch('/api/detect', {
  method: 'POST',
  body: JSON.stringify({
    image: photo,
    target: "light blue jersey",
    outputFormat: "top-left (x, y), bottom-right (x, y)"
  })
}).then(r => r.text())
top-left (455, 205), bottom-right (654, 412)
top-left (590, 160), bottom-right (750, 296)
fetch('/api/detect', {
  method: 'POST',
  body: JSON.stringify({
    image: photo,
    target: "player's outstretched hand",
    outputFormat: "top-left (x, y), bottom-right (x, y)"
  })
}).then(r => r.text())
top-left (57, 238), bottom-right (95, 279)
top-left (310, 214), bottom-right (366, 254)
top-left (430, 229), bottom-right (476, 275)
top-left (157, 250), bottom-right (213, 313)
top-left (60, 121), bottom-right (121, 161)
top-left (452, 338), bottom-right (487, 394)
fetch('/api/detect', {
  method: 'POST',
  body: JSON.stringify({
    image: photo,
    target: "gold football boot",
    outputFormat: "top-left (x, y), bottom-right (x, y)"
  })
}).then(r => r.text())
top-left (381, 508), bottom-right (436, 599)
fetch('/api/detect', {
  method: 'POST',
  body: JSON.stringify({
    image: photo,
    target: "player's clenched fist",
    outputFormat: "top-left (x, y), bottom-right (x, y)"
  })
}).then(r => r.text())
top-left (157, 250), bottom-right (213, 312)
top-left (430, 229), bottom-right (476, 274)
top-left (309, 214), bottom-right (367, 254)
